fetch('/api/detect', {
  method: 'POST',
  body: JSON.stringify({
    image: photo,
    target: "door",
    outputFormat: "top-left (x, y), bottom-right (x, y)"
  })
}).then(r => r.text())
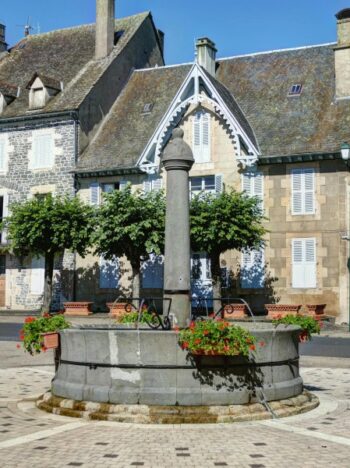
top-left (191, 253), bottom-right (213, 315)
top-left (0, 255), bottom-right (6, 307)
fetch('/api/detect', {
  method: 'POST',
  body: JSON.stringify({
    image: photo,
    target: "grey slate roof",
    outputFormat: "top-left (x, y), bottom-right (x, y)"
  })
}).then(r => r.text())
top-left (217, 43), bottom-right (348, 158)
top-left (0, 12), bottom-right (150, 119)
top-left (78, 42), bottom-right (348, 172)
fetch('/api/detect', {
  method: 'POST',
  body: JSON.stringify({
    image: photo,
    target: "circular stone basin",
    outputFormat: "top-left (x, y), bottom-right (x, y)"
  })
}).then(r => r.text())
top-left (52, 323), bottom-right (303, 406)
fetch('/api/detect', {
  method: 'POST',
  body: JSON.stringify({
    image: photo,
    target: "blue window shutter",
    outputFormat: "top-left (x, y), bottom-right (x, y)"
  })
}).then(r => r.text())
top-left (141, 254), bottom-right (164, 288)
top-left (241, 249), bottom-right (264, 289)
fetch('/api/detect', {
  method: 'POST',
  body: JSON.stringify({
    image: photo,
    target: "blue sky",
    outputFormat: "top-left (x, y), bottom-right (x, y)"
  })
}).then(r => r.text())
top-left (1, 1), bottom-right (349, 64)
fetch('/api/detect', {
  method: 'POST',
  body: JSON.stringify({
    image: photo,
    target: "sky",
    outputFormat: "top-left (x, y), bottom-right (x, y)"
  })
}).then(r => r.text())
top-left (1, 0), bottom-right (350, 64)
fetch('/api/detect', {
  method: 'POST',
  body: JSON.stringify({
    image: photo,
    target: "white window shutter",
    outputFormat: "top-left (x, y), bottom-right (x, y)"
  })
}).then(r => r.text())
top-left (1, 192), bottom-right (9, 244)
top-left (292, 238), bottom-right (316, 288)
top-left (152, 177), bottom-right (163, 191)
top-left (242, 173), bottom-right (252, 195)
top-left (119, 180), bottom-right (128, 191)
top-left (292, 170), bottom-right (303, 215)
top-left (0, 141), bottom-right (5, 171)
top-left (33, 134), bottom-right (54, 169)
top-left (30, 256), bottom-right (45, 295)
top-left (90, 183), bottom-right (100, 206)
top-left (201, 113), bottom-right (210, 162)
top-left (99, 256), bottom-right (119, 289)
top-left (215, 175), bottom-right (223, 194)
top-left (304, 169), bottom-right (315, 214)
top-left (143, 179), bottom-right (151, 193)
top-left (254, 172), bottom-right (264, 208)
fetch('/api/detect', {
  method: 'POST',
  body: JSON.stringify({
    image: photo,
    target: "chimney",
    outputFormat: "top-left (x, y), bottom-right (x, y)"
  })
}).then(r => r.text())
top-left (95, 0), bottom-right (115, 59)
top-left (0, 24), bottom-right (7, 52)
top-left (195, 37), bottom-right (217, 76)
top-left (335, 8), bottom-right (350, 98)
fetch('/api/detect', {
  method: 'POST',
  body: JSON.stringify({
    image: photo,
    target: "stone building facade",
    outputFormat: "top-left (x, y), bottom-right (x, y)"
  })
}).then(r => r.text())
top-left (0, 0), bottom-right (164, 311)
top-left (74, 9), bottom-right (350, 324)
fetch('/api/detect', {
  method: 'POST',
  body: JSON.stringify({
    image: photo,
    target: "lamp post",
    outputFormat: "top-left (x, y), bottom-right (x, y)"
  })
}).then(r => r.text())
top-left (341, 142), bottom-right (350, 331)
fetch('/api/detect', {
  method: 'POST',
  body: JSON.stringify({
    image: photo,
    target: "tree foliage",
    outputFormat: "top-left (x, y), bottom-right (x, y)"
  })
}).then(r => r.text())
top-left (3, 195), bottom-right (94, 312)
top-left (190, 189), bottom-right (267, 302)
top-left (93, 186), bottom-right (166, 297)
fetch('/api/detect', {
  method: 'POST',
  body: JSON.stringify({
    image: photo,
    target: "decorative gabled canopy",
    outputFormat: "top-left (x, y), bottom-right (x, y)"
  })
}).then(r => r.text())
top-left (137, 63), bottom-right (260, 174)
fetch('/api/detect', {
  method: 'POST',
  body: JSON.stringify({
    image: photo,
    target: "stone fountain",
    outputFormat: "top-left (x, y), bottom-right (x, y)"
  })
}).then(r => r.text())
top-left (38, 129), bottom-right (318, 423)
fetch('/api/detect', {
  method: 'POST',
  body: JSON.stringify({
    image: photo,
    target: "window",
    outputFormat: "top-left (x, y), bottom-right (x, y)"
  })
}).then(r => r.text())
top-left (288, 84), bottom-right (303, 96)
top-left (102, 183), bottom-right (119, 193)
top-left (142, 103), bottom-right (153, 114)
top-left (191, 253), bottom-right (211, 282)
top-left (90, 181), bottom-right (128, 206)
top-left (143, 175), bottom-right (163, 192)
top-left (31, 133), bottom-right (54, 169)
top-left (291, 168), bottom-right (315, 215)
top-left (141, 254), bottom-right (164, 289)
top-left (189, 175), bottom-right (223, 197)
top-left (99, 256), bottom-right (120, 289)
top-left (193, 110), bottom-right (210, 163)
top-left (30, 256), bottom-right (45, 295)
top-left (242, 171), bottom-right (264, 209)
top-left (0, 138), bottom-right (7, 172)
top-left (241, 248), bottom-right (264, 289)
top-left (292, 238), bottom-right (316, 288)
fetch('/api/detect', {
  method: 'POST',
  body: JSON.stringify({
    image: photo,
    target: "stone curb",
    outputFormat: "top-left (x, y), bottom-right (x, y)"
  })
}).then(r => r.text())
top-left (36, 390), bottom-right (319, 424)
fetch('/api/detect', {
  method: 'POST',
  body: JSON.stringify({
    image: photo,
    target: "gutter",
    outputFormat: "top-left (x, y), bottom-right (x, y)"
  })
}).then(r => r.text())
top-left (258, 151), bottom-right (341, 165)
top-left (73, 166), bottom-right (144, 178)
top-left (0, 110), bottom-right (79, 127)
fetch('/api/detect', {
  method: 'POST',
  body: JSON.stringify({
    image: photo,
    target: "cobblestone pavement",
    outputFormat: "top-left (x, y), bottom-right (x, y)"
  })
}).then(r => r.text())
top-left (0, 366), bottom-right (350, 467)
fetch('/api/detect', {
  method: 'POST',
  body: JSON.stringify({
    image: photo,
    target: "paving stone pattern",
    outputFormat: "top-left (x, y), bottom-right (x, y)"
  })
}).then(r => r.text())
top-left (0, 367), bottom-right (349, 467)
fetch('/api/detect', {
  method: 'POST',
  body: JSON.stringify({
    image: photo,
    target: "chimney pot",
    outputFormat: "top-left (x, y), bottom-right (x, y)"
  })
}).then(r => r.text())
top-left (195, 37), bottom-right (217, 76)
top-left (95, 0), bottom-right (115, 59)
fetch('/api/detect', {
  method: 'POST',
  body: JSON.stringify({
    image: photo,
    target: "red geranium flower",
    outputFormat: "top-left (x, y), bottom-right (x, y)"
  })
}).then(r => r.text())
top-left (249, 344), bottom-right (256, 351)
top-left (194, 338), bottom-right (201, 345)
top-left (16, 344), bottom-right (21, 349)
top-left (24, 316), bottom-right (36, 323)
top-left (181, 342), bottom-right (189, 349)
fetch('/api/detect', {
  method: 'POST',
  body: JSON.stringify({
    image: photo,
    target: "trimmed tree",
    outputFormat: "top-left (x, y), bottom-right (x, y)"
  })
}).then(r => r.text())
top-left (190, 189), bottom-right (266, 306)
top-left (3, 195), bottom-right (94, 313)
top-left (94, 186), bottom-right (166, 298)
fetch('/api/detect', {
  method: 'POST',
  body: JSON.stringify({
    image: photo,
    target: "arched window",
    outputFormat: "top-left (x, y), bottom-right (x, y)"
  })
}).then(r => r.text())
top-left (193, 110), bottom-right (210, 163)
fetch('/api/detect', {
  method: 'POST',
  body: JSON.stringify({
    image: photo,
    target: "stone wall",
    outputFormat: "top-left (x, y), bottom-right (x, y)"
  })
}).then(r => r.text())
top-left (1, 119), bottom-right (76, 310)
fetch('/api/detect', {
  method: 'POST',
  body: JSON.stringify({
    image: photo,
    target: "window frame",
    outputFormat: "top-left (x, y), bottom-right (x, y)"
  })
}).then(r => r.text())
top-left (291, 168), bottom-right (315, 216)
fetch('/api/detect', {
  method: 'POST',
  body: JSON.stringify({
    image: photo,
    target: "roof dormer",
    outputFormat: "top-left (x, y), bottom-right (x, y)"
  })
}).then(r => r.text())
top-left (0, 81), bottom-right (20, 114)
top-left (26, 73), bottom-right (62, 110)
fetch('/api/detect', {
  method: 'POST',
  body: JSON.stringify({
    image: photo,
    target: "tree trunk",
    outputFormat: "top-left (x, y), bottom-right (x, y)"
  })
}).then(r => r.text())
top-left (211, 253), bottom-right (222, 314)
top-left (131, 263), bottom-right (140, 303)
top-left (42, 253), bottom-right (55, 315)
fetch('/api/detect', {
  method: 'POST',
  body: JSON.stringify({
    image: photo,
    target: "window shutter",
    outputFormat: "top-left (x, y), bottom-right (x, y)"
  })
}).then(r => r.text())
top-left (142, 254), bottom-right (164, 288)
top-left (30, 256), bottom-right (45, 295)
top-left (0, 141), bottom-right (5, 171)
top-left (193, 114), bottom-right (201, 147)
top-left (291, 170), bottom-right (303, 215)
top-left (119, 180), bottom-right (128, 191)
top-left (90, 183), bottom-right (100, 206)
top-left (152, 177), bottom-right (163, 191)
top-left (193, 111), bottom-right (210, 163)
top-left (33, 134), bottom-right (54, 169)
top-left (143, 179), bottom-right (151, 193)
top-left (99, 256), bottom-right (119, 289)
top-left (1, 192), bottom-right (9, 244)
top-left (292, 238), bottom-right (316, 288)
top-left (304, 169), bottom-right (315, 214)
top-left (242, 173), bottom-right (252, 195)
top-left (215, 174), bottom-right (223, 194)
top-left (254, 172), bottom-right (264, 208)
top-left (241, 249), bottom-right (264, 289)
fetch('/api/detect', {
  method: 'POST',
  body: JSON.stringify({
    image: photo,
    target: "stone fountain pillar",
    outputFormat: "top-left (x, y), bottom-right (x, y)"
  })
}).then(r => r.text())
top-left (162, 128), bottom-right (194, 327)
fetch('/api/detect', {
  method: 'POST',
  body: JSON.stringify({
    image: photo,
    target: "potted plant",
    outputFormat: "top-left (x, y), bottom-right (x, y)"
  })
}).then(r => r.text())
top-left (272, 314), bottom-right (321, 342)
top-left (177, 319), bottom-right (261, 357)
top-left (19, 314), bottom-right (71, 354)
top-left (116, 308), bottom-right (159, 326)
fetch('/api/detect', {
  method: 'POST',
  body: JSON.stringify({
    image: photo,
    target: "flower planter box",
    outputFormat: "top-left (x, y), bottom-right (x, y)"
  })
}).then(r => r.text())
top-left (41, 332), bottom-right (59, 349)
top-left (64, 302), bottom-right (93, 316)
top-left (222, 303), bottom-right (247, 319)
top-left (265, 304), bottom-right (302, 319)
top-left (306, 304), bottom-right (326, 315)
top-left (107, 302), bottom-right (128, 318)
